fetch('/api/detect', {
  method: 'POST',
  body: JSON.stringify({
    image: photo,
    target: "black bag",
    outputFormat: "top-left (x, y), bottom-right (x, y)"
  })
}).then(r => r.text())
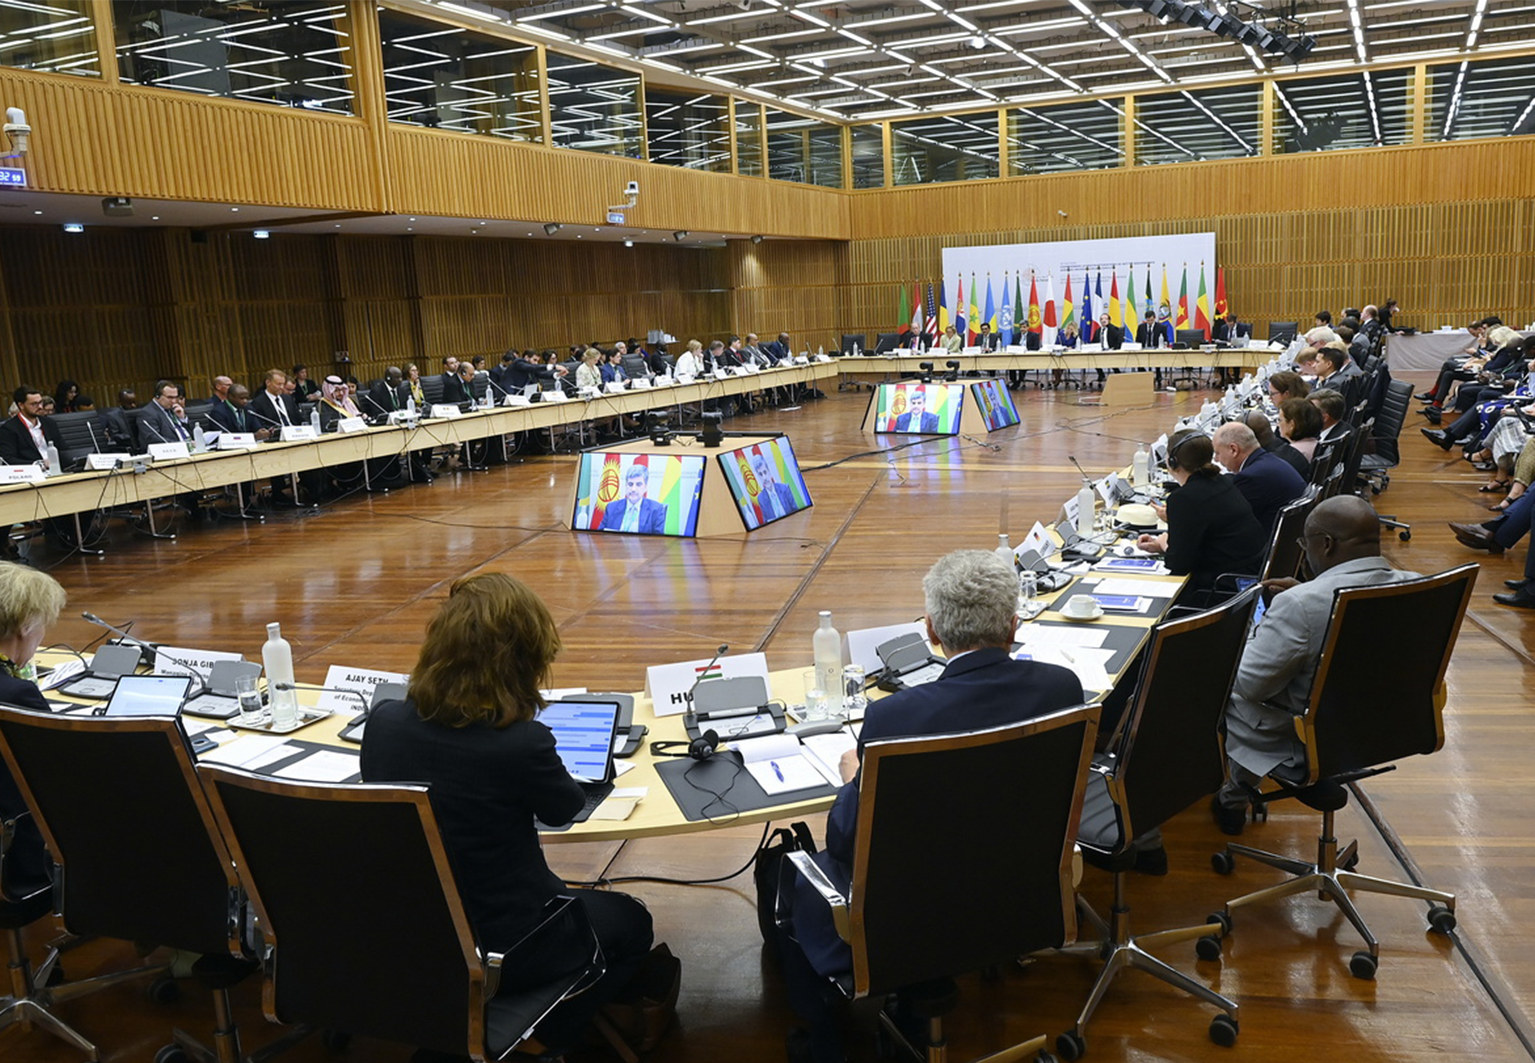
top-left (755, 821), bottom-right (817, 949)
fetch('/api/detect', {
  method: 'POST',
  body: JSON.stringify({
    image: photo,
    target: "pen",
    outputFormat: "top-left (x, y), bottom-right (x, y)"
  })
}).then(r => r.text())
top-left (770, 760), bottom-right (785, 782)
top-left (1060, 650), bottom-right (1077, 664)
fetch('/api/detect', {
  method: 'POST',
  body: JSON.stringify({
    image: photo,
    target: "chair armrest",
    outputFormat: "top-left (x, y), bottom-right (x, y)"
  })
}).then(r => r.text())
top-left (784, 850), bottom-right (851, 944)
top-left (483, 950), bottom-right (504, 998)
top-left (488, 895), bottom-right (604, 1000)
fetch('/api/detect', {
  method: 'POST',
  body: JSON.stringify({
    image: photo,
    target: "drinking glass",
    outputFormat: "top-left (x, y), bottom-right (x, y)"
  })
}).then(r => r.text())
top-left (234, 675), bottom-right (266, 727)
top-left (841, 665), bottom-right (868, 719)
top-left (802, 669), bottom-right (829, 721)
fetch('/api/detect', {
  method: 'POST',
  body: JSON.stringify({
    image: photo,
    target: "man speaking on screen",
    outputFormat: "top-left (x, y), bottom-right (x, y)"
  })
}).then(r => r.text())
top-left (600, 464), bottom-right (668, 534)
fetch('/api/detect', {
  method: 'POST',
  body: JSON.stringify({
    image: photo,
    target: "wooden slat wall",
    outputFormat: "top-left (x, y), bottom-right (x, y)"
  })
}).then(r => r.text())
top-left (729, 240), bottom-right (848, 354)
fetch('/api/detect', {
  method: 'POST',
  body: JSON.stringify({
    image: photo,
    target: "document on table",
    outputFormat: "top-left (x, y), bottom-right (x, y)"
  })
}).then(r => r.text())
top-left (1092, 557), bottom-right (1170, 575)
top-left (801, 731), bottom-right (857, 788)
top-left (732, 734), bottom-right (828, 795)
top-left (199, 734), bottom-right (292, 769)
top-left (1090, 578), bottom-right (1180, 598)
top-left (270, 750), bottom-right (361, 783)
top-left (1016, 625), bottom-right (1111, 650)
top-left (1013, 647), bottom-right (1115, 693)
top-left (590, 787), bottom-right (648, 821)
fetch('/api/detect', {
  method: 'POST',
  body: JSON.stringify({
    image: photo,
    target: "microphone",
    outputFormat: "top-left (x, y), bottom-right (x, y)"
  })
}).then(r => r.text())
top-left (140, 415), bottom-right (168, 444)
top-left (684, 643), bottom-right (729, 721)
top-left (271, 681), bottom-right (369, 713)
top-left (1067, 456), bottom-right (1094, 484)
top-left (86, 420), bottom-right (104, 454)
top-left (81, 611), bottom-right (159, 668)
top-left (244, 407), bottom-right (284, 431)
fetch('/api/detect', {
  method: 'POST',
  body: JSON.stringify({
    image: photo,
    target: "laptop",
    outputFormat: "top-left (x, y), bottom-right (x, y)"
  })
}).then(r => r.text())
top-left (96, 674), bottom-right (192, 717)
top-left (182, 660), bottom-right (264, 720)
top-left (56, 644), bottom-right (144, 700)
top-left (534, 698), bottom-right (622, 827)
top-left (337, 681), bottom-right (408, 745)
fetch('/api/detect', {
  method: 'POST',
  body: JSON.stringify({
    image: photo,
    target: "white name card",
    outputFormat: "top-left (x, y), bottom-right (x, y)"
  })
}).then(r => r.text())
top-left (604, 381), bottom-right (626, 394)
top-left (280, 426), bottom-right (318, 442)
top-left (1005, 344), bottom-right (1027, 354)
top-left (631, 377), bottom-right (652, 389)
top-left (713, 368), bottom-right (729, 380)
top-left (744, 363), bottom-right (761, 374)
top-left (86, 453), bottom-right (132, 470)
top-left (543, 390), bottom-right (569, 402)
top-left (794, 356), bottom-right (811, 365)
top-left (729, 366), bottom-right (748, 377)
top-left (961, 346), bottom-right (982, 355)
top-left (578, 386), bottom-right (600, 400)
top-left (1019, 520), bottom-right (1051, 558)
top-left (845, 622), bottom-right (928, 676)
top-left (645, 652), bottom-right (771, 718)
top-left (0, 465), bottom-right (45, 484)
top-left (215, 433), bottom-right (258, 450)
top-left (815, 354), bottom-right (833, 363)
top-left (156, 646), bottom-right (243, 679)
top-left (148, 442), bottom-right (191, 461)
top-left (428, 404), bottom-right (462, 419)
top-left (503, 394), bottom-right (531, 406)
top-left (336, 417), bottom-right (368, 434)
top-left (320, 665), bottom-right (410, 713)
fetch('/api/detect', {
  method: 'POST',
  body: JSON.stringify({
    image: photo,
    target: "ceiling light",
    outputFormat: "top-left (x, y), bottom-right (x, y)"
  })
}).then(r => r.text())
top-left (673, 230), bottom-right (688, 241)
top-left (623, 239), bottom-right (634, 247)
top-left (751, 234), bottom-right (764, 245)
top-left (230, 207), bottom-right (239, 212)
top-left (544, 223), bottom-right (562, 235)
top-left (970, 35), bottom-right (985, 49)
top-left (253, 230), bottom-right (270, 239)
top-left (32, 210), bottom-right (41, 215)
top-left (62, 223), bottom-right (83, 234)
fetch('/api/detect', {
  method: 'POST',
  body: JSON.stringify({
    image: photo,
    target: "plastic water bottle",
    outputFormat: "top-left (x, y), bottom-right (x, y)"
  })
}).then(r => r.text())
top-left (262, 622), bottom-right (299, 729)
top-left (192, 422), bottom-right (206, 453)
top-left (996, 532), bottom-right (1013, 566)
top-left (813, 611), bottom-right (844, 717)
top-left (44, 441), bottom-right (61, 477)
top-left (1132, 443), bottom-right (1149, 488)
top-left (1076, 481), bottom-right (1096, 536)
top-left (406, 395), bottom-right (417, 418)
top-left (310, 408), bottom-right (322, 434)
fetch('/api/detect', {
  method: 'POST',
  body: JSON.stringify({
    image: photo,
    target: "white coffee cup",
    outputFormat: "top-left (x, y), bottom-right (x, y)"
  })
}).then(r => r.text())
top-left (1063, 594), bottom-right (1098, 618)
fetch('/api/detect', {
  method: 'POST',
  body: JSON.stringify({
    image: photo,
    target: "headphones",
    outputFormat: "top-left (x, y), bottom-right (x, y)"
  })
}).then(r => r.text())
top-left (649, 728), bottom-right (721, 762)
top-left (1167, 430), bottom-right (1209, 469)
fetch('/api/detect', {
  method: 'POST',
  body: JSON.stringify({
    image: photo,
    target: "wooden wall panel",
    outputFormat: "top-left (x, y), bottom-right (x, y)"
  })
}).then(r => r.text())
top-left (729, 241), bottom-right (848, 354)
top-left (0, 69), bottom-right (379, 209)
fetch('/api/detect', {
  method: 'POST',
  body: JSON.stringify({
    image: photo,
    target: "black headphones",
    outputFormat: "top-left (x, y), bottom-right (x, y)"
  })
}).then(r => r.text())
top-left (1167, 430), bottom-right (1209, 469)
top-left (649, 728), bottom-right (720, 762)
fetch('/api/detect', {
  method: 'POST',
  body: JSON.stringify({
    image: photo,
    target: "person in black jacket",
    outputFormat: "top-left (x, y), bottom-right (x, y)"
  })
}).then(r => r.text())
top-left (0, 387), bottom-right (67, 469)
top-left (0, 562), bottom-right (67, 899)
top-left (1137, 429), bottom-right (1266, 595)
top-left (360, 573), bottom-right (659, 1053)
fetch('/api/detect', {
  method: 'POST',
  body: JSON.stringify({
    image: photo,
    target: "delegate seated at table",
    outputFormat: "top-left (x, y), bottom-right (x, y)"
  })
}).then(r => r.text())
top-left (1137, 429), bottom-right (1266, 595)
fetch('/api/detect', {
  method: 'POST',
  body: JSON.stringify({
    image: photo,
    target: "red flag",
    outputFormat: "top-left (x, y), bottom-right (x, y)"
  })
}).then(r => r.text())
top-left (736, 448), bottom-right (764, 525)
top-left (1026, 275), bottom-right (1042, 336)
top-left (1214, 266), bottom-right (1228, 318)
top-left (588, 452), bottom-right (623, 528)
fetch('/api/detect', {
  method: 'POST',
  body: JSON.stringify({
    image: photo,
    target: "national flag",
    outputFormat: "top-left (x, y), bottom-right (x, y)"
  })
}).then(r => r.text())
top-left (955, 276), bottom-right (966, 341)
top-left (1125, 267), bottom-right (1138, 330)
top-left (1013, 274), bottom-right (1024, 345)
top-left (1144, 266), bottom-right (1153, 317)
top-left (657, 455), bottom-right (687, 535)
top-left (897, 281), bottom-right (911, 335)
top-left (925, 283), bottom-right (940, 341)
top-left (1214, 266), bottom-right (1228, 318)
top-left (735, 449), bottom-right (764, 525)
top-left (887, 385), bottom-right (909, 432)
top-left (586, 452), bottom-right (624, 528)
top-left (984, 275), bottom-right (997, 343)
top-left (1043, 272), bottom-right (1058, 346)
top-left (1026, 273), bottom-right (1042, 336)
top-left (937, 279), bottom-right (949, 336)
top-left (1109, 270), bottom-right (1122, 329)
top-left (1081, 272), bottom-right (1096, 342)
top-left (1062, 272), bottom-right (1075, 331)
top-left (1176, 264), bottom-right (1190, 329)
top-left (1094, 271), bottom-right (1105, 327)
top-left (968, 274), bottom-right (981, 344)
top-left (998, 272), bottom-right (1014, 346)
top-left (769, 443), bottom-right (809, 509)
top-left (1159, 265), bottom-right (1170, 314)
top-left (1194, 262), bottom-right (1212, 340)
top-left (910, 281), bottom-right (924, 337)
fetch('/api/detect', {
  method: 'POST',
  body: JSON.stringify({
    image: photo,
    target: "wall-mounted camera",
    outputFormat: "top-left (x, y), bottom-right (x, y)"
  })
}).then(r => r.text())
top-left (2, 107), bottom-right (30, 159)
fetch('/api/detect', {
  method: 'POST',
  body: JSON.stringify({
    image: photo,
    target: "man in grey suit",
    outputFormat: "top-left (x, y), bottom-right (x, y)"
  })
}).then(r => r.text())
top-left (1214, 496), bottom-right (1421, 834)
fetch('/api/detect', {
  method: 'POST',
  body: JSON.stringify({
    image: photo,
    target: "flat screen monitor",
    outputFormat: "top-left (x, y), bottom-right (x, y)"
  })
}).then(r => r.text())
top-left (717, 436), bottom-right (813, 531)
top-left (573, 451), bottom-right (705, 537)
top-left (1175, 328), bottom-right (1207, 348)
top-left (968, 379), bottom-right (1019, 431)
top-left (840, 333), bottom-right (867, 356)
top-left (536, 699), bottom-right (621, 784)
top-left (869, 382), bottom-right (964, 436)
top-left (1268, 321), bottom-right (1298, 344)
top-left (101, 675), bottom-right (192, 717)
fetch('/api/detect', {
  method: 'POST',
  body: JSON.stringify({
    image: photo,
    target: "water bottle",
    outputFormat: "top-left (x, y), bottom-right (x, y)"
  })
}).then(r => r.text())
top-left (406, 394), bottom-right (417, 418)
top-left (1132, 443), bottom-right (1149, 488)
top-left (995, 532), bottom-right (1013, 566)
top-left (44, 441), bottom-right (61, 477)
top-left (262, 622), bottom-right (299, 729)
top-left (1076, 481), bottom-right (1096, 536)
top-left (310, 408), bottom-right (322, 434)
top-left (192, 422), bottom-right (206, 453)
top-left (812, 611), bottom-right (844, 717)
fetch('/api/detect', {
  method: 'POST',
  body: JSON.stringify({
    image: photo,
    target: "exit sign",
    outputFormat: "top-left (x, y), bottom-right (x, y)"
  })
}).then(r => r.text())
top-left (0, 167), bottom-right (25, 187)
top-left (607, 211), bottom-right (625, 225)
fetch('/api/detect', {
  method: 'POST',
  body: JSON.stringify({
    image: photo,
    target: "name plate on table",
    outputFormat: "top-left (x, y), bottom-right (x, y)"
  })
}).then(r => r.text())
top-left (1081, 343), bottom-right (1104, 352)
top-left (962, 346), bottom-right (982, 355)
top-left (156, 645), bottom-right (243, 678)
top-left (631, 377), bottom-right (652, 389)
top-left (336, 417), bottom-right (368, 434)
top-left (320, 665), bottom-right (410, 713)
top-left (794, 356), bottom-right (811, 365)
top-left (215, 433), bottom-right (258, 450)
top-left (604, 381), bottom-right (626, 394)
top-left (577, 386), bottom-right (600, 400)
top-left (279, 426), bottom-right (318, 442)
top-left (713, 368), bottom-right (729, 380)
top-left (148, 442), bottom-right (191, 461)
top-left (543, 390), bottom-right (569, 402)
top-left (1006, 344), bottom-right (1027, 354)
top-left (85, 453), bottom-right (132, 470)
top-left (645, 651), bottom-right (771, 718)
top-left (0, 465), bottom-right (45, 484)
top-left (745, 363), bottom-right (762, 374)
top-left (428, 405), bottom-right (462, 419)
top-left (1121, 342), bottom-right (1143, 351)
top-left (503, 394), bottom-right (531, 406)
top-left (729, 366), bottom-right (748, 377)
top-left (846, 621), bottom-right (929, 675)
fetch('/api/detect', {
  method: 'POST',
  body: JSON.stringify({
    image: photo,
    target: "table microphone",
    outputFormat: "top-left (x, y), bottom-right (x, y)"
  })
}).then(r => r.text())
top-left (271, 681), bottom-right (369, 713)
top-left (1067, 456), bottom-right (1095, 484)
top-left (683, 643), bottom-right (729, 725)
top-left (81, 611), bottom-right (159, 667)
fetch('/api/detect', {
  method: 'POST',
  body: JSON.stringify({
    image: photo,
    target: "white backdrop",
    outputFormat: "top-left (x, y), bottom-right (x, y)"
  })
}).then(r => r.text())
top-left (940, 232), bottom-right (1217, 337)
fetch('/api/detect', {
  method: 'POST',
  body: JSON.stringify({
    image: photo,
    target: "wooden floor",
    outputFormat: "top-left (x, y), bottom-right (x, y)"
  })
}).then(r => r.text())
top-left (6, 373), bottom-right (1533, 1063)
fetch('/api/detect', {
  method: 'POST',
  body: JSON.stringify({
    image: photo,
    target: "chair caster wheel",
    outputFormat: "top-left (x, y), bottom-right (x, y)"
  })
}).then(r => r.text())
top-left (1055, 1030), bottom-right (1086, 1061)
top-left (148, 975), bottom-right (181, 1004)
top-left (1427, 905), bottom-right (1456, 934)
top-left (1196, 934), bottom-right (1223, 961)
top-left (154, 1043), bottom-right (189, 1063)
top-left (1211, 851), bottom-right (1235, 875)
top-left (1209, 1014), bottom-right (1239, 1046)
top-left (1399, 530), bottom-right (1411, 542)
top-left (1206, 910), bottom-right (1233, 937)
top-left (1339, 851), bottom-right (1360, 872)
top-left (1036, 1052), bottom-right (1059, 1063)
top-left (1349, 950), bottom-right (1378, 980)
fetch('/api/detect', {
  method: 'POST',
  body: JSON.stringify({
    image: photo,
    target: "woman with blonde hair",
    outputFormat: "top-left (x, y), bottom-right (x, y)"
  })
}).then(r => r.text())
top-left (674, 339), bottom-right (705, 379)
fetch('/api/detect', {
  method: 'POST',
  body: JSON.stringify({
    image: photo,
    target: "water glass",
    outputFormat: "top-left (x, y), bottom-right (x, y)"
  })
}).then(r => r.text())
top-left (1018, 571), bottom-right (1039, 618)
top-left (802, 669), bottom-right (829, 722)
top-left (234, 675), bottom-right (266, 727)
top-left (841, 665), bottom-right (868, 719)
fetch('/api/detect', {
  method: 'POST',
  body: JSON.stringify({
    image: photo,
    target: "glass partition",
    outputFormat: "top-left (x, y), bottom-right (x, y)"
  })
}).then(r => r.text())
top-left (891, 111), bottom-right (999, 185)
top-left (1133, 83), bottom-right (1260, 166)
top-left (0, 0), bottom-right (98, 76)
top-left (378, 8), bottom-right (540, 140)
top-left (850, 123), bottom-right (884, 188)
top-left (1007, 98), bottom-right (1123, 175)
top-left (1427, 55), bottom-right (1535, 142)
top-left (735, 100), bottom-right (764, 176)
top-left (764, 107), bottom-right (843, 187)
top-left (646, 88), bottom-right (731, 171)
top-left (545, 49), bottom-right (643, 157)
top-left (1274, 68), bottom-right (1412, 153)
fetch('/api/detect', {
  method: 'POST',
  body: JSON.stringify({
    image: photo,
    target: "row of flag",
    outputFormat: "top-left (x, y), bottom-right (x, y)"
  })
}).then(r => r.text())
top-left (896, 263), bottom-right (1228, 346)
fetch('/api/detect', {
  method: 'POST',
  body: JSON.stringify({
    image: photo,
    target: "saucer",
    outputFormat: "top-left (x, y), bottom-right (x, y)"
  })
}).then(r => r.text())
top-left (1061, 604), bottom-right (1105, 622)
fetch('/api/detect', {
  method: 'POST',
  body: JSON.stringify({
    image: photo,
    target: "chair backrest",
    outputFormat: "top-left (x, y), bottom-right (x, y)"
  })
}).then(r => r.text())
top-left (1300, 564), bottom-right (1478, 782)
top-left (49, 411), bottom-right (101, 467)
top-left (468, 375), bottom-right (489, 402)
top-left (1368, 379), bottom-right (1412, 467)
top-left (1261, 488), bottom-right (1318, 582)
top-left (198, 767), bottom-right (485, 1057)
top-left (620, 354), bottom-right (649, 378)
top-left (420, 375), bottom-right (445, 404)
top-left (1111, 587), bottom-right (1258, 840)
top-left (848, 704), bottom-right (1100, 998)
top-left (0, 707), bottom-right (239, 957)
top-left (1339, 417), bottom-right (1374, 496)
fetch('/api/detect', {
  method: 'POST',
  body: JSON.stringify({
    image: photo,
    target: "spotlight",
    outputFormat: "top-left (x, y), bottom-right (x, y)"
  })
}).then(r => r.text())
top-left (100, 196), bottom-right (133, 217)
top-left (1175, 4), bottom-right (1205, 25)
top-left (1248, 25), bottom-right (1275, 48)
top-left (544, 223), bottom-right (562, 235)
top-left (1213, 12), bottom-right (1245, 37)
top-left (699, 410), bottom-right (723, 447)
top-left (1284, 33), bottom-right (1317, 58)
top-left (1146, 0), bottom-right (1174, 16)
top-left (944, 359), bottom-right (962, 381)
top-left (673, 230), bottom-right (688, 241)
top-left (62, 223), bottom-right (83, 234)
top-left (253, 230), bottom-right (270, 239)
top-left (918, 360), bottom-right (934, 383)
top-left (750, 234), bottom-right (764, 245)
top-left (623, 238), bottom-right (634, 247)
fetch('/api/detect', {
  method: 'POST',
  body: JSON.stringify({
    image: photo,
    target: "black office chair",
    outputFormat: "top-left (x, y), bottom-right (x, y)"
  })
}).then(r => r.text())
top-left (48, 411), bottom-right (102, 471)
top-left (0, 707), bottom-right (310, 1063)
top-left (1207, 564), bottom-right (1478, 979)
top-left (1362, 379), bottom-right (1413, 540)
top-left (1056, 589), bottom-right (1257, 1060)
top-left (779, 705), bottom-right (1102, 1063)
top-left (198, 766), bottom-right (609, 1061)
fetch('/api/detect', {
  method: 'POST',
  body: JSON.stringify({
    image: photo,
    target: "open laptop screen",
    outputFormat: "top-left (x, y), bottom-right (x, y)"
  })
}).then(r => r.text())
top-left (537, 699), bottom-right (621, 784)
top-left (102, 675), bottom-right (192, 717)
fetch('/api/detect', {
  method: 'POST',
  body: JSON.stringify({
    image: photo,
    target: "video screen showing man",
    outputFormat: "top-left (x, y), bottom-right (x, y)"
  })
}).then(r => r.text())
top-left (895, 386), bottom-right (939, 433)
top-left (600, 463), bottom-right (667, 534)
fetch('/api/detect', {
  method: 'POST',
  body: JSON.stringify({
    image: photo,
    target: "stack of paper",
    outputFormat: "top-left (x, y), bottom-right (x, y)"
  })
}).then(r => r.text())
top-left (732, 734), bottom-right (833, 795)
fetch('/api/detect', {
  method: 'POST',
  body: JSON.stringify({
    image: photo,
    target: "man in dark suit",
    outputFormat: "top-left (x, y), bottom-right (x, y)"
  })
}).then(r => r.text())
top-left (1309, 388), bottom-right (1356, 452)
top-left (208, 384), bottom-right (272, 440)
top-left (893, 386), bottom-right (940, 433)
top-left (1213, 422), bottom-right (1307, 537)
top-left (249, 368), bottom-right (300, 431)
top-left (976, 323), bottom-right (1000, 352)
top-left (766, 332), bottom-right (793, 363)
top-left (1211, 312), bottom-right (1252, 343)
top-left (94, 389), bottom-right (139, 451)
top-left (774, 550), bottom-right (1083, 1063)
top-left (135, 380), bottom-right (194, 447)
top-left (505, 354), bottom-right (567, 392)
top-left (749, 451), bottom-right (798, 524)
top-left (0, 387), bottom-right (66, 469)
top-left (1096, 311), bottom-right (1124, 349)
top-left (599, 465), bottom-right (667, 534)
top-left (361, 367), bottom-right (407, 420)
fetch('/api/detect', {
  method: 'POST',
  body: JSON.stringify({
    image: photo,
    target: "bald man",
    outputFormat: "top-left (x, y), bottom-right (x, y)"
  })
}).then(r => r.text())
top-left (1214, 496), bottom-right (1421, 833)
top-left (1244, 411), bottom-right (1309, 479)
top-left (1212, 421), bottom-right (1307, 538)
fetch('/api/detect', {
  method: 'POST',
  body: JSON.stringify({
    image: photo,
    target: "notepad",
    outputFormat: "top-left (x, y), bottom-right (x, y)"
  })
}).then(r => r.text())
top-left (801, 732), bottom-right (857, 788)
top-left (1090, 578), bottom-right (1180, 598)
top-left (732, 734), bottom-right (827, 795)
top-left (199, 734), bottom-right (290, 769)
top-left (270, 750), bottom-right (360, 783)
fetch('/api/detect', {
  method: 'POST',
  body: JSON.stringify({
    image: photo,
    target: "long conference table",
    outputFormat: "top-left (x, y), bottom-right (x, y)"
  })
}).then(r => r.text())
top-left (0, 360), bottom-right (844, 528)
top-left (834, 345), bottom-right (1279, 378)
top-left (33, 522), bottom-right (1185, 844)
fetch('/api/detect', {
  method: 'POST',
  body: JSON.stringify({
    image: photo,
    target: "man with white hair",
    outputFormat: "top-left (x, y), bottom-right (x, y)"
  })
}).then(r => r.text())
top-left (774, 550), bottom-right (1083, 1063)
top-left (1212, 421), bottom-right (1307, 537)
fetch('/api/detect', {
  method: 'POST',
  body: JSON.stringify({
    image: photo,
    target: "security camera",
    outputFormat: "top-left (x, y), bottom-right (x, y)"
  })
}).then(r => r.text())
top-left (2, 107), bottom-right (29, 158)
top-left (624, 180), bottom-right (639, 196)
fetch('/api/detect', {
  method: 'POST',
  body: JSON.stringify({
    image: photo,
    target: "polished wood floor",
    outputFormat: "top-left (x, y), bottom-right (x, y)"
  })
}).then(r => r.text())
top-left (6, 372), bottom-right (1533, 1063)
